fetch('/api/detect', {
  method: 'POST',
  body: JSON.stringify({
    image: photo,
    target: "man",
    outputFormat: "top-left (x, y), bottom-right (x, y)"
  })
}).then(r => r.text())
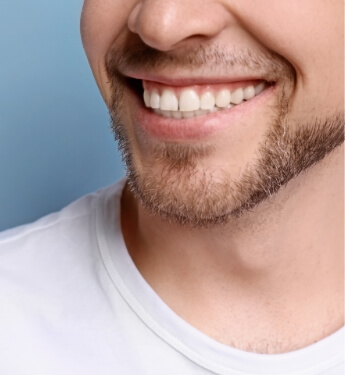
top-left (0, 0), bottom-right (343, 374)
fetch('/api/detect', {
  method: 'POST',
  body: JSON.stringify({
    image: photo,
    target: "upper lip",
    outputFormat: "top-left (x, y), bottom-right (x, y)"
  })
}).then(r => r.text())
top-left (124, 71), bottom-right (268, 87)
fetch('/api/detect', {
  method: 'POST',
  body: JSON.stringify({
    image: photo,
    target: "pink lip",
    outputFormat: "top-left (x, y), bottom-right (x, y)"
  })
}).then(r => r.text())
top-left (126, 72), bottom-right (266, 87)
top-left (132, 85), bottom-right (275, 142)
top-left (142, 79), bottom-right (263, 96)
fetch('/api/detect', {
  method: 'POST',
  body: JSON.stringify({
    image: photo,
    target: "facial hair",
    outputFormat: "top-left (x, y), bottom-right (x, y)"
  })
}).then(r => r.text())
top-left (106, 40), bottom-right (344, 228)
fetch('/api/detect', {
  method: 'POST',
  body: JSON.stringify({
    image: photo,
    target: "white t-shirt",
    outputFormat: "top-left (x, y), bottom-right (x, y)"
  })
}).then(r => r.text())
top-left (0, 179), bottom-right (343, 375)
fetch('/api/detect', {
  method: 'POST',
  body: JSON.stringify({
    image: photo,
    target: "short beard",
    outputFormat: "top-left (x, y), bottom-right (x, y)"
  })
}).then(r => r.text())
top-left (107, 41), bottom-right (344, 228)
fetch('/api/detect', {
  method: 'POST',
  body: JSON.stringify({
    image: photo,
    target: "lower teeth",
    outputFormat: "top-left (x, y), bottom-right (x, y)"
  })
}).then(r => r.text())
top-left (153, 105), bottom-right (232, 119)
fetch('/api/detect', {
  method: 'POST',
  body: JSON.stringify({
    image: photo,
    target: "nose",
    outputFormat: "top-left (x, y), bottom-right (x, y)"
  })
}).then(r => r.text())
top-left (128, 0), bottom-right (230, 51)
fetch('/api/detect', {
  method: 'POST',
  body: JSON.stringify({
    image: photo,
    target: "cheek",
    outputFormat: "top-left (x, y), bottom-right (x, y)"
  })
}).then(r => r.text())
top-left (233, 1), bottom-right (343, 113)
top-left (81, 0), bottom-right (137, 103)
top-left (233, 1), bottom-right (343, 76)
top-left (81, 0), bottom-right (135, 66)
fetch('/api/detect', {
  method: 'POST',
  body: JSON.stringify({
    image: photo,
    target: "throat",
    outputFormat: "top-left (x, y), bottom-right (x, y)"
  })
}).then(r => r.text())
top-left (148, 270), bottom-right (344, 354)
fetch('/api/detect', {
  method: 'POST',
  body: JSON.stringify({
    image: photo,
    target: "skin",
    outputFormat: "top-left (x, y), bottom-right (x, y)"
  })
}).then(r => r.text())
top-left (81, 0), bottom-right (344, 353)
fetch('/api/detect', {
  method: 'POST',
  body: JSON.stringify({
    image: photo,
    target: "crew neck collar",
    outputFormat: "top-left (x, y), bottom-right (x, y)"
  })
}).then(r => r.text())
top-left (95, 179), bottom-right (344, 375)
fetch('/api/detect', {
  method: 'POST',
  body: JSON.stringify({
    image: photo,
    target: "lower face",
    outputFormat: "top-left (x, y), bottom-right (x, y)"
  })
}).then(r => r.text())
top-left (82, 1), bottom-right (344, 228)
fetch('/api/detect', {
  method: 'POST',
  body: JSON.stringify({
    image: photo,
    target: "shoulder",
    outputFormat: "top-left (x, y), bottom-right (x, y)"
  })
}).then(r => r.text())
top-left (0, 179), bottom-right (126, 274)
top-left (0, 180), bottom-right (125, 244)
top-left (0, 189), bottom-right (96, 251)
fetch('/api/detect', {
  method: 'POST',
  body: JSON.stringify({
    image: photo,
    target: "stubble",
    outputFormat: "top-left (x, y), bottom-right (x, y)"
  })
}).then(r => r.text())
top-left (106, 40), bottom-right (344, 228)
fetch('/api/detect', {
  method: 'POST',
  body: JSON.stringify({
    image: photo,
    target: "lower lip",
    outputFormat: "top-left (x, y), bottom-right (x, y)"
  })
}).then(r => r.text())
top-left (134, 85), bottom-right (275, 141)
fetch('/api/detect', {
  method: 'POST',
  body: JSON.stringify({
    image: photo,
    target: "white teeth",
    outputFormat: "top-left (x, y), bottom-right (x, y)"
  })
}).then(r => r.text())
top-left (255, 82), bottom-right (265, 95)
top-left (243, 86), bottom-right (255, 100)
top-left (154, 109), bottom-right (211, 119)
top-left (150, 90), bottom-right (160, 109)
top-left (195, 109), bottom-right (208, 117)
top-left (143, 81), bottom-right (268, 118)
top-left (182, 111), bottom-right (195, 119)
top-left (215, 89), bottom-right (231, 108)
top-left (160, 89), bottom-right (178, 111)
top-left (200, 92), bottom-right (216, 110)
top-left (154, 109), bottom-right (171, 118)
top-left (144, 90), bottom-right (151, 107)
top-left (230, 88), bottom-right (244, 104)
top-left (171, 111), bottom-right (183, 119)
top-left (179, 89), bottom-right (200, 111)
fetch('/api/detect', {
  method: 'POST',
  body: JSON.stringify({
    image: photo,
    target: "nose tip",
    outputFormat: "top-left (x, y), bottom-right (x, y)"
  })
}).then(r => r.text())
top-left (128, 2), bottom-right (185, 51)
top-left (128, 0), bottom-right (228, 52)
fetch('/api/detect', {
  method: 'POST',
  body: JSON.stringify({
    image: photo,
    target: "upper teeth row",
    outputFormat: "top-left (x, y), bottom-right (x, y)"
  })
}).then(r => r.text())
top-left (143, 82), bottom-right (266, 112)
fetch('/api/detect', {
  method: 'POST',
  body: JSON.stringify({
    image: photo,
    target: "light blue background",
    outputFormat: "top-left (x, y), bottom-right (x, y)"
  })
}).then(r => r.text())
top-left (0, 0), bottom-right (124, 231)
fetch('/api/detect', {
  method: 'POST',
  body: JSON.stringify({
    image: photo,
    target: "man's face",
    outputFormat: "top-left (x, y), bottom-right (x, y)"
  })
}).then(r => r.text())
top-left (81, 0), bottom-right (344, 227)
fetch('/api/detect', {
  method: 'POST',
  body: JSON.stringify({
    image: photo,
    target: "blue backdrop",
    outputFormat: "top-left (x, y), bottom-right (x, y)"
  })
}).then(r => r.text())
top-left (0, 0), bottom-right (124, 231)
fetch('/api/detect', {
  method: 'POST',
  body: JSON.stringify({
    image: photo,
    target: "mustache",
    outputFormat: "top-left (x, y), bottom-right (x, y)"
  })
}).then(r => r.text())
top-left (105, 35), bottom-right (296, 83)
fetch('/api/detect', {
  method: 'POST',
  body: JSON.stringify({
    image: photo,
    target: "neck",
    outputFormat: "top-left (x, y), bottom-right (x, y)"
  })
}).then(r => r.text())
top-left (121, 145), bottom-right (344, 353)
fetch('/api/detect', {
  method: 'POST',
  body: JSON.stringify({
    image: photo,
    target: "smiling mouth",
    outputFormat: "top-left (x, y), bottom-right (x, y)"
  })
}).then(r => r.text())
top-left (127, 78), bottom-right (273, 119)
